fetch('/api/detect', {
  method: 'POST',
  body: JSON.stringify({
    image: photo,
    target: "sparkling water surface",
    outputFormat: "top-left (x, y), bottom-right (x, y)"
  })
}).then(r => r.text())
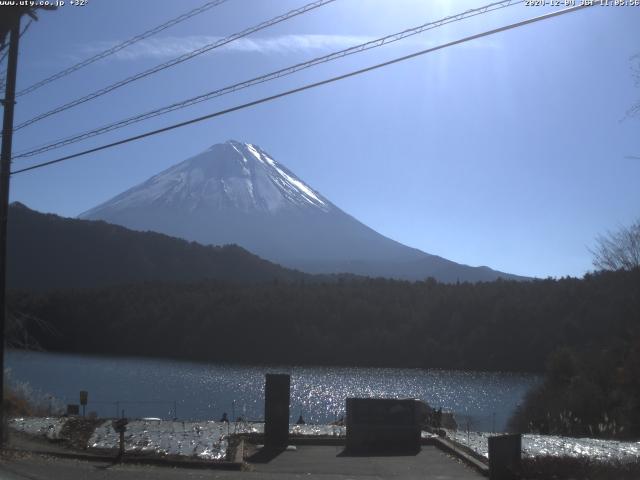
top-left (6, 350), bottom-right (539, 431)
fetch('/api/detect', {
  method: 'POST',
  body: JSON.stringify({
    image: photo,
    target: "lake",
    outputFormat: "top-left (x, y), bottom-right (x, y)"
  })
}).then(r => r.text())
top-left (5, 350), bottom-right (539, 432)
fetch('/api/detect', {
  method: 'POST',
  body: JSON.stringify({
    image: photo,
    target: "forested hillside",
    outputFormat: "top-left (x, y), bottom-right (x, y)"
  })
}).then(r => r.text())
top-left (9, 269), bottom-right (639, 373)
top-left (7, 202), bottom-right (309, 289)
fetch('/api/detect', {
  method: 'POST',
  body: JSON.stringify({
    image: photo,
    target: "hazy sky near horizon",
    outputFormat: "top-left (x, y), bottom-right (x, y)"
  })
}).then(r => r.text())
top-left (5, 0), bottom-right (640, 279)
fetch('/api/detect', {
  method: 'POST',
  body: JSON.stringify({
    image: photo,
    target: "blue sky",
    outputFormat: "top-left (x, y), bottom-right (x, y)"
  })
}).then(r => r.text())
top-left (4, 0), bottom-right (640, 279)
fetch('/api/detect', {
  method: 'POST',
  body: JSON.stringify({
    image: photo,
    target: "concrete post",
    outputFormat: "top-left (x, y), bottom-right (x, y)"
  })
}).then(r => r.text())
top-left (488, 434), bottom-right (521, 480)
top-left (264, 373), bottom-right (290, 449)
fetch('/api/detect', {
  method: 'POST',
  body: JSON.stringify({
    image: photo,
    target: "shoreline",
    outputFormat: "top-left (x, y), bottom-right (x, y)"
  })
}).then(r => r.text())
top-left (6, 347), bottom-right (545, 375)
top-left (8, 416), bottom-right (640, 464)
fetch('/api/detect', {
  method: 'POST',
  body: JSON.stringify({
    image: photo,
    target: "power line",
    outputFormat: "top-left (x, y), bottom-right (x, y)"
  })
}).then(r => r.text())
top-left (13, 0), bottom-right (337, 131)
top-left (0, 50), bottom-right (8, 72)
top-left (1, 20), bottom-right (33, 78)
top-left (11, 3), bottom-right (595, 176)
top-left (0, 19), bottom-right (32, 93)
top-left (13, 0), bottom-right (523, 161)
top-left (14, 0), bottom-right (230, 98)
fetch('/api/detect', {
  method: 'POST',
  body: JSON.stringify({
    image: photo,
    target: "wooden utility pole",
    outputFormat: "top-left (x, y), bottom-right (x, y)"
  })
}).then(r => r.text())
top-left (0, 8), bottom-right (23, 446)
top-left (0, 5), bottom-right (55, 446)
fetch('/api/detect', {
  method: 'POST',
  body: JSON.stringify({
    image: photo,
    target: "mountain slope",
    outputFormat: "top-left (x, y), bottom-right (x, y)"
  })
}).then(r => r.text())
top-left (7, 202), bottom-right (308, 290)
top-left (80, 140), bottom-right (526, 282)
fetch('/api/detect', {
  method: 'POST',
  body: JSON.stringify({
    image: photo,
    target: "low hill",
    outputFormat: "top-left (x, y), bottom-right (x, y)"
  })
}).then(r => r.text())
top-left (7, 202), bottom-right (308, 290)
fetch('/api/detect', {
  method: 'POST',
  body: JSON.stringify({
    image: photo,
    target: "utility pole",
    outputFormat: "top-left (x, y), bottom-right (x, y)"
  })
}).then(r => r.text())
top-left (0, 8), bottom-right (22, 447)
top-left (0, 5), bottom-right (55, 446)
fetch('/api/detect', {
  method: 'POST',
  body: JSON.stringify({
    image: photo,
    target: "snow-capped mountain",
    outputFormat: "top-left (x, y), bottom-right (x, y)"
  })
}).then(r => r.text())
top-left (89, 141), bottom-right (330, 215)
top-left (80, 140), bottom-right (525, 282)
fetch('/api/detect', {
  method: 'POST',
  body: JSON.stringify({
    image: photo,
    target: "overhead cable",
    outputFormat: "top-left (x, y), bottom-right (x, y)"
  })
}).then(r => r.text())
top-left (0, 19), bottom-right (33, 93)
top-left (11, 3), bottom-right (595, 176)
top-left (14, 0), bottom-right (230, 97)
top-left (13, 0), bottom-right (337, 131)
top-left (13, 0), bottom-right (523, 160)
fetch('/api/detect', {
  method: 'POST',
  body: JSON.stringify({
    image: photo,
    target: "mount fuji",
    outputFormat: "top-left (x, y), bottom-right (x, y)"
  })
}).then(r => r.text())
top-left (80, 140), bottom-right (525, 282)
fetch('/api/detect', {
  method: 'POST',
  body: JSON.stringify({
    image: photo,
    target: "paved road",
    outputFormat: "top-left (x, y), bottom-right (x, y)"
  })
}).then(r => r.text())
top-left (249, 445), bottom-right (484, 479)
top-left (0, 446), bottom-right (484, 480)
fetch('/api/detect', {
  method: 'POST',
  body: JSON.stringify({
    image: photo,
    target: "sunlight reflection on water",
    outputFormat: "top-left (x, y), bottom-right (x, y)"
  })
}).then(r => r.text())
top-left (6, 350), bottom-right (538, 431)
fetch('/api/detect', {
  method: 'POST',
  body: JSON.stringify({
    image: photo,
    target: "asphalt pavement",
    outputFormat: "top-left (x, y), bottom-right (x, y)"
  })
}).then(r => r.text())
top-left (0, 445), bottom-right (484, 480)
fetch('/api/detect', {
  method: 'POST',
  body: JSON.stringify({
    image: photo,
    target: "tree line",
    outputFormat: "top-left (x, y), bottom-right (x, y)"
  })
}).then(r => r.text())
top-left (9, 269), bottom-right (638, 373)
top-left (8, 268), bottom-right (640, 439)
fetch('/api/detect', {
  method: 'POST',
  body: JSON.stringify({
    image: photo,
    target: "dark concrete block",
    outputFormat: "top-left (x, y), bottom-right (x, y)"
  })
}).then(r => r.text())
top-left (346, 398), bottom-right (425, 454)
top-left (264, 373), bottom-right (290, 448)
top-left (488, 434), bottom-right (521, 480)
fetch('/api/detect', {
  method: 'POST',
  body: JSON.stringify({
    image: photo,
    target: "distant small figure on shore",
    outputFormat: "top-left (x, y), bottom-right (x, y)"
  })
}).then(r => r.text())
top-left (296, 414), bottom-right (305, 425)
top-left (434, 408), bottom-right (442, 428)
top-left (220, 412), bottom-right (229, 423)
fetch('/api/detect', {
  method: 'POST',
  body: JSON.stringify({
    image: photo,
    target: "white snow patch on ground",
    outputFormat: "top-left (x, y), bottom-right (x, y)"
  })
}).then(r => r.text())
top-left (16, 417), bottom-right (637, 464)
top-left (89, 420), bottom-right (345, 460)
top-left (9, 417), bottom-right (67, 441)
top-left (291, 423), bottom-right (346, 436)
top-left (446, 429), bottom-right (640, 462)
top-left (90, 420), bottom-right (233, 460)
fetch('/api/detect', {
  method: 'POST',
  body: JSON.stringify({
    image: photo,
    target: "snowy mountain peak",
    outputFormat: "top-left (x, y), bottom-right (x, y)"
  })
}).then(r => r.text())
top-left (79, 140), bottom-right (527, 283)
top-left (81, 141), bottom-right (331, 217)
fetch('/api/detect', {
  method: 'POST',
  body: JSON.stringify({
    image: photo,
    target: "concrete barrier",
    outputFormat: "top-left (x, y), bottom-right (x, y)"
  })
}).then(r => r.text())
top-left (346, 398), bottom-right (425, 454)
top-left (488, 434), bottom-right (521, 480)
top-left (264, 374), bottom-right (290, 449)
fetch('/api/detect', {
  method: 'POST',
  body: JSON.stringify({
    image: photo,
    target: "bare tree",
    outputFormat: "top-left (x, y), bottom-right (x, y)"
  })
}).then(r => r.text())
top-left (591, 219), bottom-right (640, 271)
top-left (627, 53), bottom-right (640, 119)
top-left (625, 54), bottom-right (640, 160)
top-left (5, 311), bottom-right (59, 351)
